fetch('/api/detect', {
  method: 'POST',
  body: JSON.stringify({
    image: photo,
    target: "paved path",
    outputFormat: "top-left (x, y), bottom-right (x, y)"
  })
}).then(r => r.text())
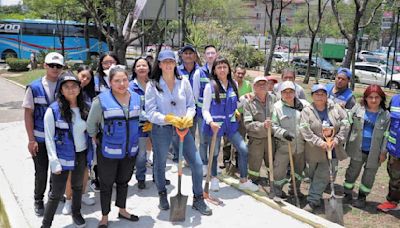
top-left (0, 76), bottom-right (333, 228)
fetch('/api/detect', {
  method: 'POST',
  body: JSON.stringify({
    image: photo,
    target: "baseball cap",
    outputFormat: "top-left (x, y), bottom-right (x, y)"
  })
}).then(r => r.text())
top-left (280, 81), bottom-right (295, 92)
top-left (158, 50), bottom-right (176, 62)
top-left (59, 71), bottom-right (80, 86)
top-left (336, 67), bottom-right (352, 79)
top-left (45, 52), bottom-right (64, 66)
top-left (311, 84), bottom-right (328, 94)
top-left (181, 45), bottom-right (196, 53)
top-left (253, 76), bottom-right (268, 85)
top-left (266, 75), bottom-right (278, 83)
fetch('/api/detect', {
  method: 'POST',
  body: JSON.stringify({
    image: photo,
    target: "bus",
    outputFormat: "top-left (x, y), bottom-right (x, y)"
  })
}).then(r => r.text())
top-left (0, 19), bottom-right (109, 61)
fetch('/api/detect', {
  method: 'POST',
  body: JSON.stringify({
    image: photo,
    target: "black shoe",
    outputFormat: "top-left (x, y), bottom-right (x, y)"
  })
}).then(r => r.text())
top-left (158, 191), bottom-right (169, 210)
top-left (34, 200), bottom-right (44, 216)
top-left (138, 180), bottom-right (146, 189)
top-left (118, 212), bottom-right (139, 222)
top-left (192, 195), bottom-right (212, 216)
top-left (72, 213), bottom-right (86, 228)
top-left (343, 192), bottom-right (353, 204)
top-left (352, 192), bottom-right (367, 208)
top-left (303, 203), bottom-right (317, 213)
top-left (97, 223), bottom-right (108, 228)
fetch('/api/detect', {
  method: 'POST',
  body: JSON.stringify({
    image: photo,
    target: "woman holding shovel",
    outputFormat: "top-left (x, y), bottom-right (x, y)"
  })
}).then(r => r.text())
top-left (271, 81), bottom-right (309, 201)
top-left (299, 84), bottom-right (350, 213)
top-left (145, 49), bottom-right (212, 216)
top-left (344, 85), bottom-right (389, 208)
top-left (202, 57), bottom-right (259, 192)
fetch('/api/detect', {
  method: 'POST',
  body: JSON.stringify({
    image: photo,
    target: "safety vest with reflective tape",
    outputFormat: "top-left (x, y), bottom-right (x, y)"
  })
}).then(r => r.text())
top-left (387, 95), bottom-right (400, 158)
top-left (326, 83), bottom-right (353, 107)
top-left (203, 81), bottom-right (239, 137)
top-left (177, 63), bottom-right (199, 88)
top-left (94, 74), bottom-right (110, 94)
top-left (50, 102), bottom-right (94, 171)
top-left (128, 80), bottom-right (148, 137)
top-left (98, 90), bottom-right (140, 159)
top-left (28, 78), bottom-right (51, 142)
top-left (196, 66), bottom-right (210, 117)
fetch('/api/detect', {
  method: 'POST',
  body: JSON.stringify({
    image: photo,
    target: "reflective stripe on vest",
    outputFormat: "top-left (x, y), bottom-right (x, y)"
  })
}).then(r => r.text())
top-left (387, 95), bottom-right (400, 158)
top-left (29, 78), bottom-right (50, 142)
top-left (59, 158), bottom-right (75, 168)
top-left (34, 130), bottom-right (45, 138)
top-left (34, 97), bottom-right (47, 104)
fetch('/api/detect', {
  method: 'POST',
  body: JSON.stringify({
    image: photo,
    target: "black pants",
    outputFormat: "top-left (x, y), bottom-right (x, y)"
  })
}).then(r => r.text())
top-left (33, 142), bottom-right (49, 201)
top-left (97, 149), bottom-right (136, 215)
top-left (42, 151), bottom-right (87, 227)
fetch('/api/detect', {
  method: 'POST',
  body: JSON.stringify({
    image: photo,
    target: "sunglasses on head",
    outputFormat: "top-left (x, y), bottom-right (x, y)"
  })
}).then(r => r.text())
top-left (47, 63), bottom-right (63, 69)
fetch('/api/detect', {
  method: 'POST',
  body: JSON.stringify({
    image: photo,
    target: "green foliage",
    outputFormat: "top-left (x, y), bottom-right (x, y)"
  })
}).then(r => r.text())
top-left (0, 197), bottom-right (10, 228)
top-left (6, 69), bottom-right (46, 86)
top-left (6, 58), bottom-right (30, 72)
top-left (272, 61), bottom-right (293, 74)
top-left (230, 44), bottom-right (265, 68)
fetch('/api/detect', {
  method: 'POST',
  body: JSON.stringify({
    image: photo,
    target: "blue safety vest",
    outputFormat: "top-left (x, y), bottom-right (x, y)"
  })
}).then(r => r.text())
top-left (50, 102), bottom-right (94, 171)
top-left (28, 78), bottom-right (51, 142)
top-left (387, 95), bottom-right (400, 158)
top-left (94, 73), bottom-right (110, 94)
top-left (98, 90), bottom-right (141, 159)
top-left (177, 63), bottom-right (199, 87)
top-left (326, 83), bottom-right (353, 107)
top-left (203, 81), bottom-right (239, 137)
top-left (196, 66), bottom-right (210, 117)
top-left (128, 80), bottom-right (148, 138)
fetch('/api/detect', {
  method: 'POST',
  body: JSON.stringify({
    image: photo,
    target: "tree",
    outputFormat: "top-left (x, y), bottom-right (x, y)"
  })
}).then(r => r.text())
top-left (263, 0), bottom-right (292, 76)
top-left (303, 0), bottom-right (330, 84)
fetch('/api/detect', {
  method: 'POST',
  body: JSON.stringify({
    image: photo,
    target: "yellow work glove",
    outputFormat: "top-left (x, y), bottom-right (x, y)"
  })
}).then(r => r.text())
top-left (181, 116), bottom-right (193, 129)
top-left (234, 109), bottom-right (241, 120)
top-left (142, 122), bottom-right (152, 132)
top-left (165, 114), bottom-right (182, 128)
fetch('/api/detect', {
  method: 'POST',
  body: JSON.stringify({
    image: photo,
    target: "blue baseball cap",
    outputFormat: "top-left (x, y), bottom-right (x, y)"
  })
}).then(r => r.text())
top-left (311, 84), bottom-right (328, 94)
top-left (336, 67), bottom-right (352, 79)
top-left (158, 50), bottom-right (176, 62)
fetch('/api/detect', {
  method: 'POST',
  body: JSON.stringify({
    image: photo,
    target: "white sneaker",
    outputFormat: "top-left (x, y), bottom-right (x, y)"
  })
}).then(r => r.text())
top-left (202, 165), bottom-right (208, 177)
top-left (81, 193), bottom-right (95, 206)
top-left (62, 199), bottom-right (72, 215)
top-left (210, 177), bottom-right (220, 192)
top-left (171, 164), bottom-right (178, 173)
top-left (239, 180), bottom-right (259, 192)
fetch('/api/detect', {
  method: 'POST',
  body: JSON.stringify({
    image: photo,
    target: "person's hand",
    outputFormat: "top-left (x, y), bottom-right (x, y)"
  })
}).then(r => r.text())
top-left (235, 110), bottom-right (241, 120)
top-left (283, 131), bottom-right (295, 141)
top-left (165, 114), bottom-right (182, 128)
top-left (92, 136), bottom-right (99, 145)
top-left (379, 152), bottom-right (387, 164)
top-left (244, 93), bottom-right (254, 100)
top-left (210, 121), bottom-right (220, 134)
top-left (181, 116), bottom-right (193, 128)
top-left (142, 122), bottom-right (153, 132)
top-left (54, 171), bottom-right (61, 175)
top-left (28, 140), bottom-right (38, 157)
top-left (263, 119), bottom-right (272, 129)
top-left (320, 142), bottom-right (328, 151)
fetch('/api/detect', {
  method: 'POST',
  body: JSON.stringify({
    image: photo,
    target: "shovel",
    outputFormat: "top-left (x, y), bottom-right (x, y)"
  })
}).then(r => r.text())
top-left (323, 128), bottom-right (344, 225)
top-left (170, 128), bottom-right (189, 222)
top-left (288, 143), bottom-right (300, 207)
top-left (204, 129), bottom-right (223, 205)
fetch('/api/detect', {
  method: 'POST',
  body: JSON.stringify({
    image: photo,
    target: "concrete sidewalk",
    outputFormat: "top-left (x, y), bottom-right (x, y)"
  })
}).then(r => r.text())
top-left (0, 76), bottom-right (340, 228)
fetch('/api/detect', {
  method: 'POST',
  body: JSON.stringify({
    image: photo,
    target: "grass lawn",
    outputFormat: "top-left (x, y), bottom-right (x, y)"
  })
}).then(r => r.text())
top-left (0, 197), bottom-right (10, 228)
top-left (5, 69), bottom-right (45, 86)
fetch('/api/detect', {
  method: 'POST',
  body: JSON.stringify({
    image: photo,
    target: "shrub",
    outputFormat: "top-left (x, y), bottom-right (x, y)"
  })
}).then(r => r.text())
top-left (6, 58), bottom-right (30, 71)
top-left (272, 61), bottom-right (293, 74)
top-left (230, 44), bottom-right (265, 68)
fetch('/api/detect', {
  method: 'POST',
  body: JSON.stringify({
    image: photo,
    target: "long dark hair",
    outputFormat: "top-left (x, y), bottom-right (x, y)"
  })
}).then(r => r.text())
top-left (150, 58), bottom-right (181, 92)
top-left (210, 57), bottom-right (239, 103)
top-left (361, 84), bottom-right (386, 110)
top-left (57, 71), bottom-right (89, 123)
top-left (97, 52), bottom-right (120, 78)
top-left (131, 57), bottom-right (152, 81)
top-left (77, 65), bottom-right (95, 99)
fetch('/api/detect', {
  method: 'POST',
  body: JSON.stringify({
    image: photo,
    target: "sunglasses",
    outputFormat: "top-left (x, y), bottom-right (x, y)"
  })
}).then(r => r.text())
top-left (47, 63), bottom-right (63, 69)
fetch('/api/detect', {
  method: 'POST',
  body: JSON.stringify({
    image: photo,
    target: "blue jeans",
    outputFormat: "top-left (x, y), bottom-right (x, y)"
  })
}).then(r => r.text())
top-left (135, 137), bottom-right (148, 181)
top-left (197, 116), bottom-right (210, 165)
top-left (151, 124), bottom-right (203, 196)
top-left (171, 117), bottom-right (198, 162)
top-left (207, 131), bottom-right (248, 178)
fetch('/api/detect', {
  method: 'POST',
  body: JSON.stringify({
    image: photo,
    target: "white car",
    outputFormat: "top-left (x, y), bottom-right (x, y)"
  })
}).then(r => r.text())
top-left (272, 52), bottom-right (291, 62)
top-left (354, 62), bottom-right (400, 89)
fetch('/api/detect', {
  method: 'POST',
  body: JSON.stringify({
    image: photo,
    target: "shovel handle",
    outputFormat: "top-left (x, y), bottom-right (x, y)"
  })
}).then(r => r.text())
top-left (176, 128), bottom-right (189, 142)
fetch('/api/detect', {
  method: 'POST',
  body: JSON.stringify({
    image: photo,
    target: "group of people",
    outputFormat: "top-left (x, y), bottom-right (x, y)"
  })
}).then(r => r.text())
top-left (23, 45), bottom-right (400, 228)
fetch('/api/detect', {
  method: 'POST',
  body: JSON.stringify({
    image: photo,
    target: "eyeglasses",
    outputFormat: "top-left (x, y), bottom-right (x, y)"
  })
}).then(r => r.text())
top-left (47, 63), bottom-right (63, 69)
top-left (171, 101), bottom-right (176, 106)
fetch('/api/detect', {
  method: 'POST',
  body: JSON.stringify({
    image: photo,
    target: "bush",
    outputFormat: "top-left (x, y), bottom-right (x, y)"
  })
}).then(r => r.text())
top-left (272, 61), bottom-right (293, 74)
top-left (6, 58), bottom-right (30, 71)
top-left (230, 44), bottom-right (265, 68)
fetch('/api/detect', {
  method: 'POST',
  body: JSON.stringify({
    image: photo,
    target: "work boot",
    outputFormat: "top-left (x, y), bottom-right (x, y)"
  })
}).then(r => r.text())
top-left (34, 200), bottom-right (44, 216)
top-left (352, 191), bottom-right (367, 209)
top-left (343, 192), bottom-right (353, 204)
top-left (158, 191), bottom-right (169, 210)
top-left (303, 203), bottom-right (317, 213)
top-left (138, 180), bottom-right (146, 190)
top-left (192, 195), bottom-right (212, 216)
top-left (72, 213), bottom-right (86, 228)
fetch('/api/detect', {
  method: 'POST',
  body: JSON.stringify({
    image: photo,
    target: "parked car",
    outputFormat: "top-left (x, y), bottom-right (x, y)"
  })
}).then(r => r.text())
top-left (354, 62), bottom-right (400, 89)
top-left (291, 56), bottom-right (335, 79)
top-left (358, 56), bottom-right (386, 65)
top-left (358, 50), bottom-right (382, 61)
top-left (272, 52), bottom-right (291, 62)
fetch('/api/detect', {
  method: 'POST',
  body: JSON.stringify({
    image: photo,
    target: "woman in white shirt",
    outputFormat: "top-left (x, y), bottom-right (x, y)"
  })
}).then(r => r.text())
top-left (41, 72), bottom-right (92, 228)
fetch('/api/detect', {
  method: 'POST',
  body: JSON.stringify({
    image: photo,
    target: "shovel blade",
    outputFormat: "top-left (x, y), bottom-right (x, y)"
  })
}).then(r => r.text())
top-left (324, 197), bottom-right (344, 225)
top-left (169, 193), bottom-right (188, 222)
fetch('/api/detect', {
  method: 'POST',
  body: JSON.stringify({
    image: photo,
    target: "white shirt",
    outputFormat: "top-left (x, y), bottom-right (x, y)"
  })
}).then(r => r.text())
top-left (22, 76), bottom-right (58, 109)
top-left (44, 107), bottom-right (87, 173)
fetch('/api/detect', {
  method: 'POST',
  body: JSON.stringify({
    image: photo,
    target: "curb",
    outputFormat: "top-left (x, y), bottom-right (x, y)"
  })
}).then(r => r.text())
top-left (0, 166), bottom-right (31, 228)
top-left (218, 175), bottom-right (343, 228)
top-left (2, 77), bottom-right (26, 89)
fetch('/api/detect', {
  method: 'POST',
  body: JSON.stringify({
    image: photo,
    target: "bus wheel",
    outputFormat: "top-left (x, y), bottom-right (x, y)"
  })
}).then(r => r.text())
top-left (1, 49), bottom-right (17, 60)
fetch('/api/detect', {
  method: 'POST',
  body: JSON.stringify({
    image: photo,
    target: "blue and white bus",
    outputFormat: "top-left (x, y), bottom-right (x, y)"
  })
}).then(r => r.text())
top-left (0, 19), bottom-right (109, 61)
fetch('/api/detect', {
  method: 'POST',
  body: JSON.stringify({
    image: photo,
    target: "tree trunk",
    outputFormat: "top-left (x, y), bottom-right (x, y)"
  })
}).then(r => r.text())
top-left (114, 36), bottom-right (127, 65)
top-left (264, 34), bottom-right (277, 75)
top-left (343, 36), bottom-right (356, 68)
top-left (84, 16), bottom-right (90, 61)
top-left (303, 33), bottom-right (317, 84)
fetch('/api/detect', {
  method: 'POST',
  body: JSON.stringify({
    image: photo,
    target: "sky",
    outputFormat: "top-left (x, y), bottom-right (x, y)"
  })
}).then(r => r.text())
top-left (0, 0), bottom-right (21, 6)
